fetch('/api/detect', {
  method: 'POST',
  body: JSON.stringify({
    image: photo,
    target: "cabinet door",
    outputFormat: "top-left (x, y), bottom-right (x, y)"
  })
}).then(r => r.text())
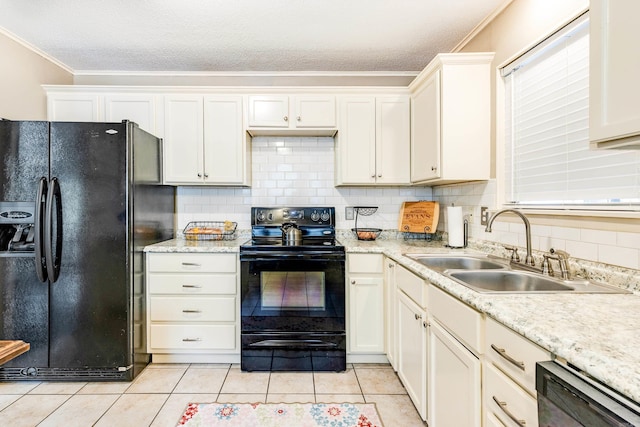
top-left (411, 69), bottom-right (441, 182)
top-left (105, 94), bottom-right (157, 134)
top-left (203, 96), bottom-right (246, 184)
top-left (397, 290), bottom-right (427, 421)
top-left (429, 320), bottom-right (481, 427)
top-left (337, 97), bottom-right (376, 184)
top-left (248, 95), bottom-right (289, 127)
top-left (590, 1), bottom-right (640, 148)
top-left (348, 276), bottom-right (384, 353)
top-left (384, 259), bottom-right (398, 371)
top-left (47, 94), bottom-right (101, 122)
top-left (163, 95), bottom-right (204, 184)
top-left (294, 95), bottom-right (336, 128)
top-left (376, 97), bottom-right (410, 184)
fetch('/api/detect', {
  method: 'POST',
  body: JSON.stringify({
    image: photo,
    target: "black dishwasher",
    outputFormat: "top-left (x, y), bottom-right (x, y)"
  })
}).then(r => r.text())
top-left (536, 361), bottom-right (640, 426)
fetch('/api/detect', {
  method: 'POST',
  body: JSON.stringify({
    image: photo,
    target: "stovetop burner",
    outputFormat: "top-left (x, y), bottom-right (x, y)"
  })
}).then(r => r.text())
top-left (242, 207), bottom-right (341, 252)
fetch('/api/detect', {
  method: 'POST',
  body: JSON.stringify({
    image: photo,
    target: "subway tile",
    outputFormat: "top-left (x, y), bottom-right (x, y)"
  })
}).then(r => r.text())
top-left (617, 231), bottom-right (640, 249)
top-left (565, 240), bottom-right (599, 261)
top-left (581, 229), bottom-right (617, 245)
top-left (598, 244), bottom-right (640, 270)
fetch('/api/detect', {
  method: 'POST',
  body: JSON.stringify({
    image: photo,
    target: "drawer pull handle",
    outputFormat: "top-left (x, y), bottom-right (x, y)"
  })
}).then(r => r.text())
top-left (182, 284), bottom-right (202, 289)
top-left (182, 309), bottom-right (202, 314)
top-left (182, 338), bottom-right (202, 342)
top-left (181, 262), bottom-right (201, 267)
top-left (492, 396), bottom-right (526, 427)
top-left (491, 344), bottom-right (525, 371)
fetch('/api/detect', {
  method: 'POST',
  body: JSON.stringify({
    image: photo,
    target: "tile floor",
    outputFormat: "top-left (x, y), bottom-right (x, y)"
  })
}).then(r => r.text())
top-left (0, 363), bottom-right (425, 427)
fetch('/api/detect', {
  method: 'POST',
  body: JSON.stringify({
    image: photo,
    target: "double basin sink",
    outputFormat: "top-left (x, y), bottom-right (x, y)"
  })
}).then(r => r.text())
top-left (404, 253), bottom-right (627, 294)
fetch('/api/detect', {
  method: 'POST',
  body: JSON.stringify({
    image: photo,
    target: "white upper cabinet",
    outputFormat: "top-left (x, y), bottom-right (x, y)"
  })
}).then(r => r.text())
top-left (104, 94), bottom-right (158, 135)
top-left (164, 95), bottom-right (204, 184)
top-left (409, 53), bottom-right (493, 185)
top-left (247, 94), bottom-right (336, 135)
top-left (47, 93), bottom-right (101, 122)
top-left (589, 1), bottom-right (640, 149)
top-left (336, 95), bottom-right (410, 186)
top-left (164, 95), bottom-right (248, 186)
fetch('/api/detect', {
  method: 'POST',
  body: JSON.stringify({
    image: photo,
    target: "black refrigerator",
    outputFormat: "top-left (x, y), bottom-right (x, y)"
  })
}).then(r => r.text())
top-left (0, 120), bottom-right (174, 381)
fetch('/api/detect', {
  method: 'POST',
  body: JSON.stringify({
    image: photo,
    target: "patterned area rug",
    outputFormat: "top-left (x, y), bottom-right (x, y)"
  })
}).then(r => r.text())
top-left (177, 402), bottom-right (383, 427)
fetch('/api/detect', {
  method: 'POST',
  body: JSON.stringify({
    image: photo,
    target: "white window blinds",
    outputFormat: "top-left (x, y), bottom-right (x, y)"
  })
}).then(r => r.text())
top-left (503, 15), bottom-right (640, 209)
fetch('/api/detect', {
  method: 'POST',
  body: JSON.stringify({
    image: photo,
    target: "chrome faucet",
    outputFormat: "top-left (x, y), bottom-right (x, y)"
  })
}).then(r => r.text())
top-left (485, 209), bottom-right (535, 267)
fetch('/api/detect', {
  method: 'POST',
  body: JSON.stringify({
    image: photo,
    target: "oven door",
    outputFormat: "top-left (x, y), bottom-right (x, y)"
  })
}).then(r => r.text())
top-left (240, 252), bottom-right (345, 333)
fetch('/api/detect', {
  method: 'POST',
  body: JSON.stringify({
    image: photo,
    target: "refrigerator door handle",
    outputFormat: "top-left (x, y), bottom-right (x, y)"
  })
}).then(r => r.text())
top-left (44, 177), bottom-right (63, 283)
top-left (34, 177), bottom-right (48, 282)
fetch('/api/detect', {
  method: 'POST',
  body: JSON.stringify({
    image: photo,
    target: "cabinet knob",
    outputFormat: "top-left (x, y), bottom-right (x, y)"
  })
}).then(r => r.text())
top-left (388, 263), bottom-right (394, 268)
top-left (423, 321), bottom-right (428, 328)
top-left (297, 116), bottom-right (301, 121)
top-left (371, 174), bottom-right (376, 178)
top-left (431, 166), bottom-right (437, 171)
top-left (283, 115), bottom-right (289, 122)
top-left (351, 280), bottom-right (356, 285)
top-left (414, 313), bottom-right (422, 320)
top-left (204, 173), bottom-right (209, 178)
top-left (377, 174), bottom-right (382, 178)
top-left (197, 173), bottom-right (202, 178)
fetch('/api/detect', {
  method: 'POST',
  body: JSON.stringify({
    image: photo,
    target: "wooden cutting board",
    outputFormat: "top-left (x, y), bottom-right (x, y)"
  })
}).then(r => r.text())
top-left (0, 340), bottom-right (30, 365)
top-left (398, 201), bottom-right (440, 233)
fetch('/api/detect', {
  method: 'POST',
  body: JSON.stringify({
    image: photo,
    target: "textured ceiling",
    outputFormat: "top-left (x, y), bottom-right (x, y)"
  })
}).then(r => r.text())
top-left (0, 0), bottom-right (506, 73)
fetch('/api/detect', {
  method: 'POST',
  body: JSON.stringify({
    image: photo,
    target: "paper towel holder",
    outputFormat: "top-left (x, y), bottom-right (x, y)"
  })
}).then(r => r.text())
top-left (445, 217), bottom-right (468, 249)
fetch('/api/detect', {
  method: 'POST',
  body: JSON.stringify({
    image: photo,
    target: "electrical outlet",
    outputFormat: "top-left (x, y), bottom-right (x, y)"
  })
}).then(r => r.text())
top-left (345, 207), bottom-right (355, 221)
top-left (480, 206), bottom-right (489, 226)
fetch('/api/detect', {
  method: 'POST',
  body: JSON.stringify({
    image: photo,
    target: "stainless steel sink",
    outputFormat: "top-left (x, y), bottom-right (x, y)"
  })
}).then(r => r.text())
top-left (405, 254), bottom-right (508, 271)
top-left (448, 270), bottom-right (628, 294)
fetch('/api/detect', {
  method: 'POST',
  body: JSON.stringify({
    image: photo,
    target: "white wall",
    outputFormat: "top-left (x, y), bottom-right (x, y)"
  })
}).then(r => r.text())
top-left (176, 136), bottom-right (433, 232)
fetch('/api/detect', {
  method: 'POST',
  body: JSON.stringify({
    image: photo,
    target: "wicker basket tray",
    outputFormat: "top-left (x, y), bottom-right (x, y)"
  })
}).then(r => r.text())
top-left (183, 221), bottom-right (237, 241)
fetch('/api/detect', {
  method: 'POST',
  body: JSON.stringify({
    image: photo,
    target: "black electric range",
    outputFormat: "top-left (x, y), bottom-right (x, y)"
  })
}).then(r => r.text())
top-left (239, 207), bottom-right (346, 372)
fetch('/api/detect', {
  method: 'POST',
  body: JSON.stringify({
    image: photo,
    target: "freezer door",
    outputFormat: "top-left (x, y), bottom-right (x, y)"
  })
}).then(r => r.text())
top-left (0, 121), bottom-right (50, 369)
top-left (48, 122), bottom-right (131, 369)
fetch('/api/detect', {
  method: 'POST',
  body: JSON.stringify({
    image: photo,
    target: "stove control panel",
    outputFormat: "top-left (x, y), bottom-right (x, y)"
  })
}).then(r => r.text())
top-left (252, 207), bottom-right (335, 226)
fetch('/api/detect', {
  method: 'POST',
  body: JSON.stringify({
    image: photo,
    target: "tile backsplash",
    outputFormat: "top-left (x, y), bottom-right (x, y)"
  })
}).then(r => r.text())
top-left (176, 136), bottom-right (433, 232)
top-left (433, 180), bottom-right (640, 270)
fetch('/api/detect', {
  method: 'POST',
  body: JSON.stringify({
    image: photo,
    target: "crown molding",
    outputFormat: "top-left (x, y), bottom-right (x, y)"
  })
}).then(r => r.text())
top-left (0, 26), bottom-right (74, 74)
top-left (450, 0), bottom-right (515, 53)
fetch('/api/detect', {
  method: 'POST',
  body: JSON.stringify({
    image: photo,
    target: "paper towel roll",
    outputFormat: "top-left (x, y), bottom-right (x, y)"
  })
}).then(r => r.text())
top-left (447, 206), bottom-right (464, 248)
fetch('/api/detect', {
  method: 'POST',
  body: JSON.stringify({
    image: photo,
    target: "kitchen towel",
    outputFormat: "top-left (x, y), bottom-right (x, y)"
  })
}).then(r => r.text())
top-left (447, 206), bottom-right (464, 248)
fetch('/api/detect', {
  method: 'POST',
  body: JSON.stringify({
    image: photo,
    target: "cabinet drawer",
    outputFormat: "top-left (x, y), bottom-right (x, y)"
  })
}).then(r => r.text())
top-left (485, 317), bottom-right (550, 393)
top-left (148, 273), bottom-right (237, 295)
top-left (484, 363), bottom-right (539, 427)
top-left (147, 253), bottom-right (236, 273)
top-left (150, 296), bottom-right (236, 322)
top-left (149, 324), bottom-right (236, 351)
top-left (396, 265), bottom-right (427, 308)
top-left (348, 253), bottom-right (383, 274)
top-left (428, 285), bottom-right (482, 353)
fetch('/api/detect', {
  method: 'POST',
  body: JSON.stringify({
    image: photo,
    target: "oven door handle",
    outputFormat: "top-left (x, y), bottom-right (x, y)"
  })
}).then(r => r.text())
top-left (249, 339), bottom-right (338, 349)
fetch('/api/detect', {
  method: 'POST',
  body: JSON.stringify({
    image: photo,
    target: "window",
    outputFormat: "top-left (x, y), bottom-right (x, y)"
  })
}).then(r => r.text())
top-left (502, 14), bottom-right (640, 210)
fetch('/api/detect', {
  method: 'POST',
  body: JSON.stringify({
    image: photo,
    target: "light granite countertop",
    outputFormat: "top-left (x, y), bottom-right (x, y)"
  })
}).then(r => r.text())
top-left (145, 236), bottom-right (640, 404)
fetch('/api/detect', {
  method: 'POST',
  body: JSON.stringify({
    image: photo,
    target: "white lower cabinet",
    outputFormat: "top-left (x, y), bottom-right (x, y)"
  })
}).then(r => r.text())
top-left (427, 285), bottom-right (483, 427)
top-left (347, 254), bottom-right (385, 356)
top-left (146, 252), bottom-right (240, 363)
top-left (384, 258), bottom-right (398, 371)
top-left (483, 317), bottom-right (549, 427)
top-left (428, 319), bottom-right (481, 427)
top-left (397, 290), bottom-right (427, 421)
top-left (484, 363), bottom-right (538, 427)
